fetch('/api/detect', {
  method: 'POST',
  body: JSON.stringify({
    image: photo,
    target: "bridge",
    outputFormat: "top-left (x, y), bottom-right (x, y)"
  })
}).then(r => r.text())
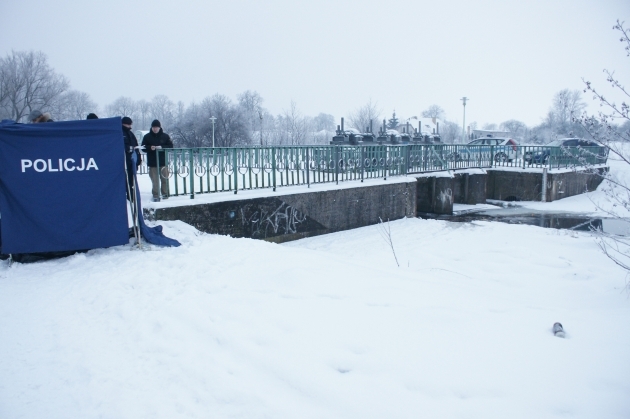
top-left (142, 144), bottom-right (609, 242)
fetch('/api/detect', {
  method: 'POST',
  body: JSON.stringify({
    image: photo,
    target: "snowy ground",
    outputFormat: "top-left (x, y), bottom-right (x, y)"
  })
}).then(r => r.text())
top-left (1, 163), bottom-right (629, 418)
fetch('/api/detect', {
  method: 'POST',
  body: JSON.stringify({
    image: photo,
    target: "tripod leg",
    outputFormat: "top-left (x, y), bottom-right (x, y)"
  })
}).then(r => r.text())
top-left (124, 155), bottom-right (140, 246)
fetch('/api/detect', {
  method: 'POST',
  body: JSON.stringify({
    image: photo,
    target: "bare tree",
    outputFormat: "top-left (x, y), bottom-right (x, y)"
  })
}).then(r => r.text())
top-left (549, 89), bottom-right (586, 135)
top-left (171, 101), bottom-right (208, 148)
top-left (137, 99), bottom-right (151, 129)
top-left (259, 110), bottom-right (277, 146)
top-left (237, 90), bottom-right (264, 134)
top-left (421, 104), bottom-right (445, 120)
top-left (106, 96), bottom-right (138, 120)
top-left (56, 90), bottom-right (97, 121)
top-left (500, 119), bottom-right (528, 139)
top-left (0, 60), bottom-right (9, 108)
top-left (0, 50), bottom-right (69, 122)
top-left (312, 113), bottom-right (335, 132)
top-left (151, 94), bottom-right (175, 129)
top-left (440, 121), bottom-right (462, 144)
top-left (348, 99), bottom-right (381, 132)
top-left (532, 90), bottom-right (588, 143)
top-left (575, 20), bottom-right (630, 277)
top-left (201, 94), bottom-right (250, 147)
top-left (282, 101), bottom-right (310, 145)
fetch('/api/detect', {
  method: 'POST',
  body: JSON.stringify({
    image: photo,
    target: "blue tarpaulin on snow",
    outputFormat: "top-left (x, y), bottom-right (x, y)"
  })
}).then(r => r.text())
top-left (130, 151), bottom-right (180, 248)
top-left (0, 118), bottom-right (129, 254)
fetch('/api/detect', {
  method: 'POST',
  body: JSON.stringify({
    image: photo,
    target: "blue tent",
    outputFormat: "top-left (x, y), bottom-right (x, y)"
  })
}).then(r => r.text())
top-left (0, 117), bottom-right (179, 256)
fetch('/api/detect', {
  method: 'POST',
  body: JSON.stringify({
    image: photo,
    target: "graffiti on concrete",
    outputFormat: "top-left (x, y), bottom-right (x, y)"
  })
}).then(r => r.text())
top-left (438, 188), bottom-right (453, 207)
top-left (240, 201), bottom-right (307, 238)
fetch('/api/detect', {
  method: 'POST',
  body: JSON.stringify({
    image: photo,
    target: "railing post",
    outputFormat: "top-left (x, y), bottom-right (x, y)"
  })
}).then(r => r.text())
top-left (272, 147), bottom-right (277, 191)
top-left (335, 145), bottom-right (339, 185)
top-left (189, 149), bottom-right (194, 199)
top-left (156, 149), bottom-right (162, 199)
top-left (541, 167), bottom-right (548, 202)
top-left (361, 145), bottom-right (365, 183)
top-left (173, 150), bottom-right (179, 196)
top-left (478, 146), bottom-right (482, 168)
top-left (306, 147), bottom-right (310, 188)
top-left (404, 144), bottom-right (409, 175)
top-left (233, 148), bottom-right (238, 194)
top-left (383, 145), bottom-right (387, 180)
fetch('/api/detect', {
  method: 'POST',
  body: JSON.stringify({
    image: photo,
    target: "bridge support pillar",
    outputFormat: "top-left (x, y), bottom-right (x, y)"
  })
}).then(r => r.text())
top-left (416, 176), bottom-right (454, 215)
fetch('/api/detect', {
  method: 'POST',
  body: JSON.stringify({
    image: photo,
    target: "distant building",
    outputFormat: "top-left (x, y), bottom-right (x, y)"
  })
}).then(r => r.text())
top-left (471, 129), bottom-right (510, 140)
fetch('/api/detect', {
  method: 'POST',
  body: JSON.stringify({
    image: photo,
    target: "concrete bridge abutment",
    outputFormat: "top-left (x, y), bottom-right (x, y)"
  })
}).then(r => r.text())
top-left (145, 167), bottom-right (606, 243)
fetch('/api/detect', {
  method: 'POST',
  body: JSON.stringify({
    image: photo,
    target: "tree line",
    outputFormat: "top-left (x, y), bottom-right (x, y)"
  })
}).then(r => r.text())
top-left (0, 50), bottom-right (336, 147)
top-left (2, 49), bottom-right (628, 147)
top-left (347, 88), bottom-right (629, 145)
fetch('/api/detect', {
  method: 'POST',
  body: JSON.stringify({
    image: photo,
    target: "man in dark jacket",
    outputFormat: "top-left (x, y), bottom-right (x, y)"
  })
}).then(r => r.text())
top-left (142, 119), bottom-right (173, 202)
top-left (122, 116), bottom-right (142, 200)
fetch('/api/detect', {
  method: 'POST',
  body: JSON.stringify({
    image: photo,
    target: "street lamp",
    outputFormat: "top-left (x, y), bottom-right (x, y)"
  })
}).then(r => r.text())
top-left (209, 116), bottom-right (217, 148)
top-left (461, 97), bottom-right (468, 143)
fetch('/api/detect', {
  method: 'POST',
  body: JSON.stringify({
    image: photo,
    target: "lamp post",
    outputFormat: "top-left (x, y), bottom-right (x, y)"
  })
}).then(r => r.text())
top-left (209, 116), bottom-right (217, 148)
top-left (461, 97), bottom-right (468, 143)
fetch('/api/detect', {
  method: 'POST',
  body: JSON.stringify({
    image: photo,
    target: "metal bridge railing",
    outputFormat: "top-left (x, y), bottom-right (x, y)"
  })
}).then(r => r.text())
top-left (147, 144), bottom-right (607, 198)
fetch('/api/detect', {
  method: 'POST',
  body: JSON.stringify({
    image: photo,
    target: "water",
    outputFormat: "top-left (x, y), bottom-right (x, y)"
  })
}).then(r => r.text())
top-left (419, 207), bottom-right (630, 236)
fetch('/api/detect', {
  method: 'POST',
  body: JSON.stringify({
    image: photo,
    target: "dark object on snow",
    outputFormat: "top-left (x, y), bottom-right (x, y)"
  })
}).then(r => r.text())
top-left (9, 250), bottom-right (88, 263)
top-left (553, 322), bottom-right (565, 338)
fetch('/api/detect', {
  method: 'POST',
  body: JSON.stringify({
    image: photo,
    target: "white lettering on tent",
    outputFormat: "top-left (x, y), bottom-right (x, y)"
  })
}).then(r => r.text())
top-left (21, 160), bottom-right (32, 172)
top-left (47, 159), bottom-right (58, 172)
top-left (86, 158), bottom-right (98, 171)
top-left (64, 159), bottom-right (75, 171)
top-left (20, 158), bottom-right (100, 173)
top-left (33, 159), bottom-right (46, 172)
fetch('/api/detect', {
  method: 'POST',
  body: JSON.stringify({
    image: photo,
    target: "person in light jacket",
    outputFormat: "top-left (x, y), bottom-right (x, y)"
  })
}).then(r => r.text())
top-left (142, 119), bottom-right (173, 202)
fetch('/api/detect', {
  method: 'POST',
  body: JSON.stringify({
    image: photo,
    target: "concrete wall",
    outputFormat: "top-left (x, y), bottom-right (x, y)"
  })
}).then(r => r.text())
top-left (486, 171), bottom-right (543, 201)
top-left (547, 168), bottom-right (608, 201)
top-left (416, 177), bottom-right (453, 214)
top-left (416, 172), bottom-right (487, 214)
top-left (452, 173), bottom-right (487, 205)
top-left (146, 167), bottom-right (606, 244)
top-left (146, 181), bottom-right (417, 243)
top-left (487, 168), bottom-right (606, 202)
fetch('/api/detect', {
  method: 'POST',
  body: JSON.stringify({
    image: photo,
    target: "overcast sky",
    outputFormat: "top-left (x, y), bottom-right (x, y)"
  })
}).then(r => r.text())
top-left (1, 0), bottom-right (628, 128)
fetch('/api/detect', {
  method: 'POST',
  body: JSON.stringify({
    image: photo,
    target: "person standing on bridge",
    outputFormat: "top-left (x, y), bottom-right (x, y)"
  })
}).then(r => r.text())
top-left (122, 117), bottom-right (142, 200)
top-left (142, 119), bottom-right (173, 202)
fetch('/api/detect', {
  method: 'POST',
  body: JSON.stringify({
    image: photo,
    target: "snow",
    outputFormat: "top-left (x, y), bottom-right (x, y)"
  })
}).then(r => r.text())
top-left (1, 162), bottom-right (630, 418)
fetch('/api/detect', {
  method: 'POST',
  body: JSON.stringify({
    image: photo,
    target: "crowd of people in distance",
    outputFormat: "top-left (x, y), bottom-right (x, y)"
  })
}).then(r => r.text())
top-left (27, 109), bottom-right (173, 203)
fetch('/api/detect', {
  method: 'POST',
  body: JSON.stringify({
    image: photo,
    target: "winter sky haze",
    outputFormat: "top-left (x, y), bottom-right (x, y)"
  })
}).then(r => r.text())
top-left (1, 0), bottom-right (628, 128)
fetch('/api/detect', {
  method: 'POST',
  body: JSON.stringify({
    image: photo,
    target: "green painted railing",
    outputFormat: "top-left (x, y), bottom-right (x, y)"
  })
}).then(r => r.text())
top-left (150, 144), bottom-right (608, 198)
